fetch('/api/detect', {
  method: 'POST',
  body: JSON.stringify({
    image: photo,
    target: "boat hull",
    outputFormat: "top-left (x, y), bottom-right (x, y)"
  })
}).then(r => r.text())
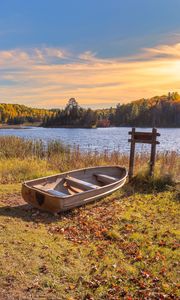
top-left (22, 166), bottom-right (127, 213)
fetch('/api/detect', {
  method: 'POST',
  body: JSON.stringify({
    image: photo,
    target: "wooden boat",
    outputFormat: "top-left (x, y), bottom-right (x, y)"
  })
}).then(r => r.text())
top-left (21, 166), bottom-right (128, 213)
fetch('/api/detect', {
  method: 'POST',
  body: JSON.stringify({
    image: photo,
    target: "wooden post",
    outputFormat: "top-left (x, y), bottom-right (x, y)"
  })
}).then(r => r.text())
top-left (128, 127), bottom-right (160, 179)
top-left (149, 127), bottom-right (157, 176)
top-left (128, 127), bottom-right (135, 180)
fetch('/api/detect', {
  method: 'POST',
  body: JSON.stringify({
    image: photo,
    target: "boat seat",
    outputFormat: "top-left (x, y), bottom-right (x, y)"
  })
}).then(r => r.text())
top-left (33, 184), bottom-right (68, 197)
top-left (46, 189), bottom-right (68, 197)
top-left (65, 176), bottom-right (99, 191)
top-left (33, 177), bottom-right (64, 191)
top-left (94, 173), bottom-right (119, 184)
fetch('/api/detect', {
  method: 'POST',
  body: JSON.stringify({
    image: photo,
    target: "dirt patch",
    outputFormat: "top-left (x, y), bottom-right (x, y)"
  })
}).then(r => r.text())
top-left (0, 193), bottom-right (25, 206)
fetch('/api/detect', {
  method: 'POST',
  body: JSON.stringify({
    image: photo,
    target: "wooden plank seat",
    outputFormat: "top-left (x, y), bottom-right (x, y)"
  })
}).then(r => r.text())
top-left (94, 173), bottom-right (119, 184)
top-left (65, 176), bottom-right (99, 191)
top-left (33, 178), bottom-right (64, 191)
top-left (33, 183), bottom-right (68, 197)
top-left (46, 189), bottom-right (68, 197)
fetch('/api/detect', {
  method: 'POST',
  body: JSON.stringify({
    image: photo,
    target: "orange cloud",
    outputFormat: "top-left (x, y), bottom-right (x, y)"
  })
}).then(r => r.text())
top-left (144, 43), bottom-right (180, 58)
top-left (0, 43), bottom-right (180, 108)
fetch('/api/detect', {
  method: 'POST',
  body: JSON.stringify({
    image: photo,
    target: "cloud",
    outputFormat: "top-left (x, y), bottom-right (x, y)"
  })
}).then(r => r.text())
top-left (144, 43), bottom-right (180, 58)
top-left (0, 47), bottom-right (68, 67)
top-left (0, 42), bottom-right (180, 108)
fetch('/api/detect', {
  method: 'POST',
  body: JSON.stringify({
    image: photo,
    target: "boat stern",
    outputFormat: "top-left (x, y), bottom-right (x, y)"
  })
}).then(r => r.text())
top-left (21, 183), bottom-right (63, 213)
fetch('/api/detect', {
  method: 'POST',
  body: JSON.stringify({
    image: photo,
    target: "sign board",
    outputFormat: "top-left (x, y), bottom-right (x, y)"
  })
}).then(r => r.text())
top-left (128, 131), bottom-right (160, 144)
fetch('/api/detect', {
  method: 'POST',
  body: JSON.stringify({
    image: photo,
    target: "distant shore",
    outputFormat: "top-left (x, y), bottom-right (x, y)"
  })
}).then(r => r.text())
top-left (1, 124), bottom-right (180, 130)
top-left (0, 123), bottom-right (41, 129)
top-left (43, 125), bottom-right (180, 129)
top-left (0, 125), bottom-right (30, 129)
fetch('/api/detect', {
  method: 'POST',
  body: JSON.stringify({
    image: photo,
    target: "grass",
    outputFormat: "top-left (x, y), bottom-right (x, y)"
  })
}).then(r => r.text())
top-left (0, 136), bottom-right (179, 299)
top-left (0, 185), bottom-right (179, 299)
top-left (0, 136), bottom-right (179, 184)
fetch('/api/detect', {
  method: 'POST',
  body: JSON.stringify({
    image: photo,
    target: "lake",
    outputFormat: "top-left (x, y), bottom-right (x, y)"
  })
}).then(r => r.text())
top-left (0, 127), bottom-right (179, 153)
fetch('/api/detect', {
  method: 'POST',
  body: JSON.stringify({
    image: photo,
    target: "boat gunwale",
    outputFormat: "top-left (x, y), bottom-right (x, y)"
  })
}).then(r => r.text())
top-left (22, 165), bottom-right (128, 199)
top-left (63, 177), bottom-right (127, 209)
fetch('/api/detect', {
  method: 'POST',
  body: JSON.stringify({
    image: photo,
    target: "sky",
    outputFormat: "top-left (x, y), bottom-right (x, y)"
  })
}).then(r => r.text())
top-left (0, 0), bottom-right (180, 108)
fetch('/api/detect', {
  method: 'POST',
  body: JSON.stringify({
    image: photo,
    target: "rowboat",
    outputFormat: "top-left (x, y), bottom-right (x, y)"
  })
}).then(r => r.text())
top-left (21, 166), bottom-right (128, 213)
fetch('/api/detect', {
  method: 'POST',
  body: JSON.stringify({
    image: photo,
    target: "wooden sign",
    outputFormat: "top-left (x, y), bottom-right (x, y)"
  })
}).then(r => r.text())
top-left (128, 128), bottom-right (160, 179)
top-left (128, 131), bottom-right (160, 144)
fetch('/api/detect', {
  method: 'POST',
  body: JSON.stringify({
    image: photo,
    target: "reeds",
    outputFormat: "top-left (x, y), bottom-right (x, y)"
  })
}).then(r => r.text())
top-left (0, 136), bottom-right (179, 184)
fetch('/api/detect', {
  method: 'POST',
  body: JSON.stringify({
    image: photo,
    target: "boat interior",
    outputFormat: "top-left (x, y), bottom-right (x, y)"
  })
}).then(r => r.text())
top-left (28, 167), bottom-right (126, 198)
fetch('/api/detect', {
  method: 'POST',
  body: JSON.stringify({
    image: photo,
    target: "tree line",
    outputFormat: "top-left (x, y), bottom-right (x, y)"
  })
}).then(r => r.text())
top-left (43, 93), bottom-right (180, 128)
top-left (43, 98), bottom-right (97, 128)
top-left (0, 103), bottom-right (53, 125)
top-left (0, 92), bottom-right (180, 127)
top-left (112, 92), bottom-right (180, 127)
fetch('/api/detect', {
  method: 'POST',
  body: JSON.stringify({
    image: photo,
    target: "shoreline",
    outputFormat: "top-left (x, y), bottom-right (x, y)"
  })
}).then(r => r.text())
top-left (43, 125), bottom-right (180, 129)
top-left (0, 124), bottom-right (180, 129)
top-left (0, 126), bottom-right (30, 130)
top-left (0, 124), bottom-right (38, 129)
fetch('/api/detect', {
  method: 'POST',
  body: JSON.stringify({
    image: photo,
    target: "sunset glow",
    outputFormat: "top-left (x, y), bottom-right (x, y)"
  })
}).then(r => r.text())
top-left (0, 0), bottom-right (180, 108)
top-left (0, 43), bottom-right (180, 108)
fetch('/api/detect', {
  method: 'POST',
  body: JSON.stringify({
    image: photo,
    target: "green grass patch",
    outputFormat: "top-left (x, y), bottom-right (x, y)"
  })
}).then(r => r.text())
top-left (0, 184), bottom-right (179, 299)
top-left (0, 158), bottom-right (57, 184)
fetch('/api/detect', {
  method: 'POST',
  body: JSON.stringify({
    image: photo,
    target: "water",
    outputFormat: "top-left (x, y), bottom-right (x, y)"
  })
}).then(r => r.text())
top-left (0, 127), bottom-right (179, 153)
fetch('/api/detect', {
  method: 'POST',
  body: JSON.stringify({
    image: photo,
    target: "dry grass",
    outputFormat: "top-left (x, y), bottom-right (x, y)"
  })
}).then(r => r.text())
top-left (0, 136), bottom-right (179, 185)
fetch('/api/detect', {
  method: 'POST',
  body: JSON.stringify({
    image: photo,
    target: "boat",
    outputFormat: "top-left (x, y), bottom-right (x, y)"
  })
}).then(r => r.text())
top-left (21, 166), bottom-right (128, 213)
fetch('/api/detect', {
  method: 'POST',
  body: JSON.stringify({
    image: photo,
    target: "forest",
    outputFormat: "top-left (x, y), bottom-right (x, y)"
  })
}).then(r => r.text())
top-left (0, 92), bottom-right (180, 127)
top-left (112, 92), bottom-right (180, 127)
top-left (0, 103), bottom-right (54, 125)
top-left (44, 92), bottom-right (180, 128)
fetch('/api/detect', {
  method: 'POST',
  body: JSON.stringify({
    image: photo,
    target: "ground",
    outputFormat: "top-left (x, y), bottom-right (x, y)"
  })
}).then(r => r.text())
top-left (0, 184), bottom-right (179, 300)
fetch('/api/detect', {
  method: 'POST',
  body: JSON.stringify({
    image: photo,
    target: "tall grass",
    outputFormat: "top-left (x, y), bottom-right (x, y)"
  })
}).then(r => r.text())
top-left (0, 136), bottom-right (179, 184)
top-left (0, 136), bottom-right (67, 159)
